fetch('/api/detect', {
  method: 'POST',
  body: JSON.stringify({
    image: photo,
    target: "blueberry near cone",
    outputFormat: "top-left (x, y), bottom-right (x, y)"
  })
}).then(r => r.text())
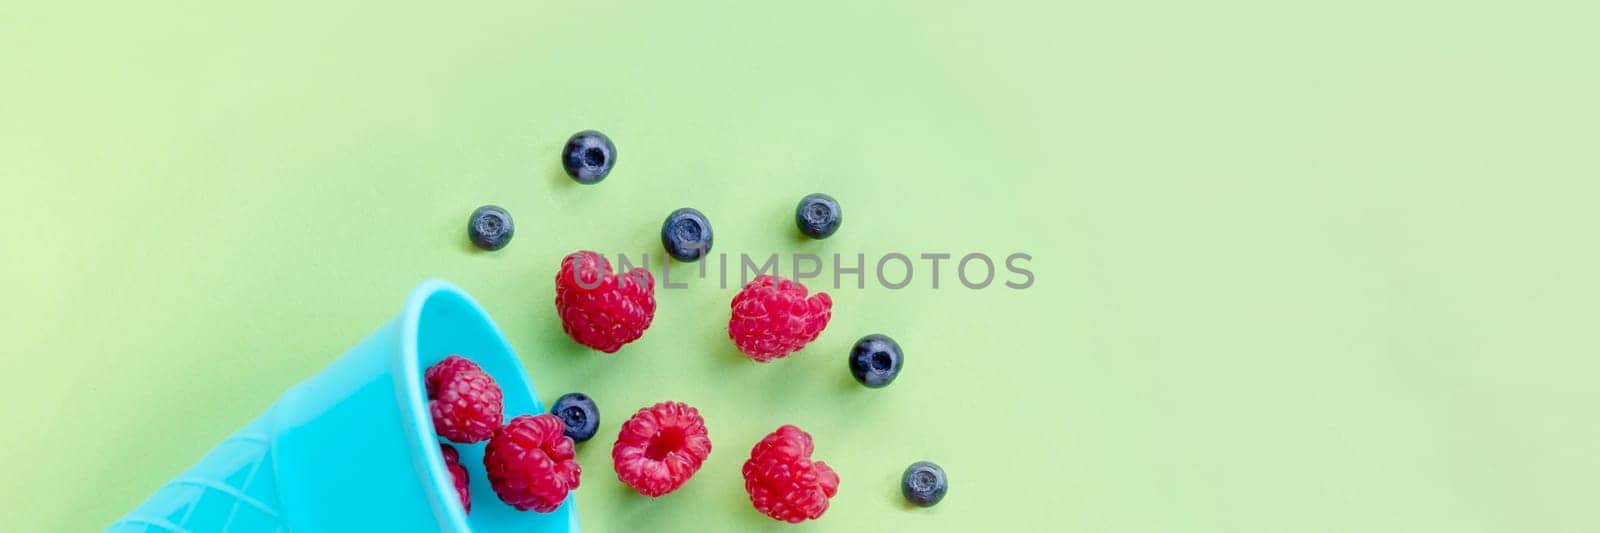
top-left (795, 193), bottom-right (842, 239)
top-left (901, 461), bottom-right (948, 507)
top-left (849, 334), bottom-right (903, 388)
top-left (467, 205), bottom-right (514, 251)
top-left (562, 130), bottom-right (616, 184)
top-left (551, 392), bottom-right (600, 443)
top-left (661, 207), bottom-right (713, 262)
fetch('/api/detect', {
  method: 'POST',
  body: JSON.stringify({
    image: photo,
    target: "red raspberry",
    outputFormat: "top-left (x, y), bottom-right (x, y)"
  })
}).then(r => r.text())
top-left (728, 275), bottom-right (832, 362)
top-left (743, 425), bottom-right (839, 523)
top-left (484, 414), bottom-right (582, 513)
top-left (440, 443), bottom-right (471, 513)
top-left (554, 250), bottom-right (656, 353)
top-left (425, 355), bottom-right (504, 443)
top-left (612, 401), bottom-right (712, 497)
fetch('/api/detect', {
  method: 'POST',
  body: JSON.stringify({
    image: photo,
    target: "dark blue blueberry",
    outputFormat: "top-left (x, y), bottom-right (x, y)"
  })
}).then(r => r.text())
top-left (660, 207), bottom-right (713, 262)
top-left (562, 130), bottom-right (616, 184)
top-left (849, 334), bottom-right (903, 388)
top-left (794, 193), bottom-right (842, 239)
top-left (550, 392), bottom-right (600, 443)
top-left (901, 461), bottom-right (948, 507)
top-left (467, 205), bottom-right (514, 251)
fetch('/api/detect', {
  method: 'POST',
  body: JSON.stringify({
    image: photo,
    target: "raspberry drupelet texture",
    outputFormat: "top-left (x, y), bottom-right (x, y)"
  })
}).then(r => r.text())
top-left (425, 355), bottom-right (504, 443)
top-left (440, 443), bottom-right (471, 513)
top-left (484, 414), bottom-right (582, 513)
top-left (612, 401), bottom-right (712, 497)
top-left (743, 425), bottom-right (839, 523)
top-left (555, 250), bottom-right (656, 353)
top-left (728, 275), bottom-right (832, 362)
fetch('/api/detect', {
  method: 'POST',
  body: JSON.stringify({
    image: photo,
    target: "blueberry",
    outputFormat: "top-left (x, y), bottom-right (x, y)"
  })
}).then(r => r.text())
top-left (660, 207), bottom-right (713, 262)
top-left (901, 461), bottom-right (948, 507)
top-left (562, 130), bottom-right (616, 184)
top-left (467, 205), bottom-right (514, 251)
top-left (550, 392), bottom-right (600, 443)
top-left (849, 334), bottom-right (903, 388)
top-left (795, 193), bottom-right (842, 239)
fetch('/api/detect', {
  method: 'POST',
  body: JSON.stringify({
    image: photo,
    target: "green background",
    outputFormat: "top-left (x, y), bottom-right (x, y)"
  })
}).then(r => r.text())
top-left (3, 1), bottom-right (1597, 531)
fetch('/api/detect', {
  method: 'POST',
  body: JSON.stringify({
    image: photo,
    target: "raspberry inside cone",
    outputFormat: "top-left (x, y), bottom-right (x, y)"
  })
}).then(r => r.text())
top-left (424, 355), bottom-right (504, 443)
top-left (484, 414), bottom-right (581, 513)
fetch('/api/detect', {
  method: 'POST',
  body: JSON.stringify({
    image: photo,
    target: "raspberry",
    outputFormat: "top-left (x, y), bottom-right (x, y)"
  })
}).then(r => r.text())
top-left (554, 250), bottom-right (656, 353)
top-left (728, 275), bottom-right (832, 362)
top-left (612, 401), bottom-right (712, 497)
top-left (484, 414), bottom-right (582, 513)
top-left (742, 425), bottom-right (839, 523)
top-left (425, 355), bottom-right (504, 443)
top-left (440, 443), bottom-right (471, 513)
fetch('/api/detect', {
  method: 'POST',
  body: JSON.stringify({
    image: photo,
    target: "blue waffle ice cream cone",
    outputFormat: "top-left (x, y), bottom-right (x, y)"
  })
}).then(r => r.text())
top-left (109, 280), bottom-right (579, 533)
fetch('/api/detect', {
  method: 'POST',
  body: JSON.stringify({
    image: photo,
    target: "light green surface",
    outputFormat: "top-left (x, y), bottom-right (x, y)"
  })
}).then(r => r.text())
top-left (2, 1), bottom-right (1598, 531)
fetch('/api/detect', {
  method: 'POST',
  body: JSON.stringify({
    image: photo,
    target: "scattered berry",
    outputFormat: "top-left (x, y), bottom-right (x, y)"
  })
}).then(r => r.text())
top-left (794, 193), bottom-right (842, 239)
top-left (901, 461), bottom-right (948, 507)
top-left (729, 275), bottom-right (832, 362)
top-left (743, 425), bottom-right (839, 523)
top-left (467, 205), bottom-right (514, 251)
top-left (550, 392), bottom-right (600, 443)
top-left (562, 130), bottom-right (616, 184)
top-left (425, 355), bottom-right (504, 443)
top-left (612, 401), bottom-right (712, 497)
top-left (849, 334), bottom-right (903, 388)
top-left (484, 414), bottom-right (582, 513)
top-left (440, 443), bottom-right (471, 513)
top-left (660, 208), bottom-right (713, 262)
top-left (554, 250), bottom-right (656, 353)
